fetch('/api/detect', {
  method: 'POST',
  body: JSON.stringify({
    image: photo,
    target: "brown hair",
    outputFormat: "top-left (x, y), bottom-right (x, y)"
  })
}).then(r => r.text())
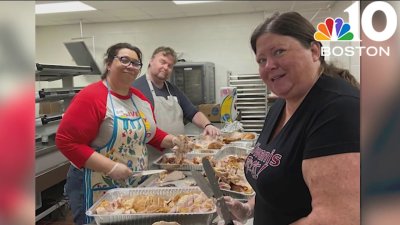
top-left (151, 46), bottom-right (177, 64)
top-left (101, 43), bottom-right (142, 80)
top-left (250, 12), bottom-right (359, 89)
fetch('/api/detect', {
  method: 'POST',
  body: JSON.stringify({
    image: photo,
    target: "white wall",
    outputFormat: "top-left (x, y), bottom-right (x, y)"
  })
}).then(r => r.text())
top-left (36, 2), bottom-right (359, 103)
top-left (36, 12), bottom-right (264, 103)
top-left (321, 1), bottom-right (360, 82)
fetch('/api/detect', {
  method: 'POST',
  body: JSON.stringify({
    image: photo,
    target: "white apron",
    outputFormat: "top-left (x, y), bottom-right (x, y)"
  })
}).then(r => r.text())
top-left (146, 78), bottom-right (185, 135)
top-left (83, 81), bottom-right (148, 224)
top-left (146, 78), bottom-right (185, 166)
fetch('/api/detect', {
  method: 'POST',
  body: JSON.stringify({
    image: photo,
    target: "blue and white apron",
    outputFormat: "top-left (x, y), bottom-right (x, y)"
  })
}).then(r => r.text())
top-left (83, 82), bottom-right (148, 223)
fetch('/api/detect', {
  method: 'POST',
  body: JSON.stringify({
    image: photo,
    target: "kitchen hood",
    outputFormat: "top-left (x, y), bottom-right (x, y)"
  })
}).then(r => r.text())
top-left (64, 41), bottom-right (101, 75)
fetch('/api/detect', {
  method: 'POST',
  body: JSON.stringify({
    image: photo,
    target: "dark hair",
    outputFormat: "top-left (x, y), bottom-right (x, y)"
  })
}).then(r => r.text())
top-left (101, 43), bottom-right (142, 79)
top-left (151, 46), bottom-right (177, 64)
top-left (250, 12), bottom-right (359, 89)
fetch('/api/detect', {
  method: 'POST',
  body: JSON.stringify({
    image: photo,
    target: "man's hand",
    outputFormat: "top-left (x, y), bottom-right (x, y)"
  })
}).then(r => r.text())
top-left (203, 124), bottom-right (221, 136)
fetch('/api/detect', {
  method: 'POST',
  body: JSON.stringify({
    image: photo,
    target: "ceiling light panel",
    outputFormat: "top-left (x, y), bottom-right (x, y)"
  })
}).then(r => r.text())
top-left (173, 1), bottom-right (219, 5)
top-left (35, 1), bottom-right (96, 14)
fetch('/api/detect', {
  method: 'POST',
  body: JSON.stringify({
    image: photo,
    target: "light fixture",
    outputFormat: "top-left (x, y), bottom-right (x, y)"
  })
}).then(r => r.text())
top-left (173, 1), bottom-right (218, 5)
top-left (35, 1), bottom-right (96, 14)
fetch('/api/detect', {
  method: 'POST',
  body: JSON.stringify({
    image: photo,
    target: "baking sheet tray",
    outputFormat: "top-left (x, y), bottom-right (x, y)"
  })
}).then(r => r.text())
top-left (86, 187), bottom-right (216, 225)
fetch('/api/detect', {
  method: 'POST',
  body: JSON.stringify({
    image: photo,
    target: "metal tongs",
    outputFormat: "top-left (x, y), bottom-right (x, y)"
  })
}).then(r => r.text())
top-left (192, 158), bottom-right (235, 225)
top-left (118, 169), bottom-right (166, 188)
top-left (130, 169), bottom-right (166, 177)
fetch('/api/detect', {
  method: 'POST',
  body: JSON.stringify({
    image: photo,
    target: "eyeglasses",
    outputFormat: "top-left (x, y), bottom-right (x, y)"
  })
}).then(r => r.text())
top-left (114, 56), bottom-right (143, 70)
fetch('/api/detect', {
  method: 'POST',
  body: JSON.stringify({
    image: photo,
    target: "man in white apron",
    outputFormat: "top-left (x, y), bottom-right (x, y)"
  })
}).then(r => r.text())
top-left (133, 46), bottom-right (220, 164)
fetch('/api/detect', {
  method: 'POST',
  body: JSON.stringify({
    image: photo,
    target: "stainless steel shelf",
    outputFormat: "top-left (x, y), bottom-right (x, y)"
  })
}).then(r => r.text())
top-left (236, 102), bottom-right (265, 105)
top-left (241, 110), bottom-right (266, 114)
top-left (229, 73), bottom-right (268, 132)
top-left (237, 106), bottom-right (266, 110)
top-left (35, 93), bottom-right (76, 102)
top-left (241, 115), bottom-right (266, 118)
top-left (229, 79), bottom-right (263, 83)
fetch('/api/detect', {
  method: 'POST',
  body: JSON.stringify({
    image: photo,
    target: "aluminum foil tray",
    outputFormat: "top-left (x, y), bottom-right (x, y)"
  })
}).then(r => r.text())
top-left (232, 132), bottom-right (258, 146)
top-left (86, 187), bottom-right (216, 225)
top-left (190, 135), bottom-right (225, 154)
top-left (213, 146), bottom-right (250, 160)
top-left (221, 132), bottom-right (258, 144)
top-left (221, 188), bottom-right (255, 200)
top-left (192, 148), bottom-right (221, 154)
top-left (213, 146), bottom-right (255, 199)
top-left (223, 141), bottom-right (254, 150)
top-left (153, 153), bottom-right (213, 171)
top-left (139, 171), bottom-right (196, 188)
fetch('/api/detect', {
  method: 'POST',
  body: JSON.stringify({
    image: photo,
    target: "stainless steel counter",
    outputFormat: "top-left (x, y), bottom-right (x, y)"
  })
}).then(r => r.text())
top-left (35, 138), bottom-right (69, 178)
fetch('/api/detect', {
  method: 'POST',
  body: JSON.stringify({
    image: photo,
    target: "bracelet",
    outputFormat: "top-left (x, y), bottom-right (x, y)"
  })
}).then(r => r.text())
top-left (204, 123), bottom-right (214, 128)
top-left (106, 163), bottom-right (119, 176)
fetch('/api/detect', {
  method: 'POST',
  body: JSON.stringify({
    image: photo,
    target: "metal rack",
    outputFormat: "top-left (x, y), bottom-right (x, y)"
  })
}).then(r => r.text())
top-left (35, 65), bottom-right (78, 220)
top-left (228, 73), bottom-right (268, 133)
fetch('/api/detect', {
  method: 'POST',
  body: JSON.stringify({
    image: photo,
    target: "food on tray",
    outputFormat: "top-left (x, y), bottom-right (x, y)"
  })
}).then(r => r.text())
top-left (172, 135), bottom-right (194, 164)
top-left (160, 171), bottom-right (186, 183)
top-left (241, 133), bottom-right (256, 140)
top-left (159, 154), bottom-right (213, 166)
top-left (94, 191), bottom-right (214, 215)
top-left (222, 132), bottom-right (256, 144)
top-left (168, 192), bottom-right (214, 213)
top-left (133, 195), bottom-right (170, 213)
top-left (213, 154), bottom-right (253, 194)
top-left (207, 141), bottom-right (224, 149)
top-left (193, 135), bottom-right (225, 150)
top-left (152, 221), bottom-right (181, 225)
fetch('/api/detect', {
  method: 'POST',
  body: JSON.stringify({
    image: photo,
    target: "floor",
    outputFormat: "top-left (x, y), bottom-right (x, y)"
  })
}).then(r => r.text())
top-left (36, 179), bottom-right (76, 225)
top-left (36, 204), bottom-right (75, 225)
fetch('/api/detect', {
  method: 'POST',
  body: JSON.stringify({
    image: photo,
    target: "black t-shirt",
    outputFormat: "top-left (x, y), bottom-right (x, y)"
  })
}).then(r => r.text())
top-left (132, 74), bottom-right (198, 122)
top-left (245, 75), bottom-right (360, 225)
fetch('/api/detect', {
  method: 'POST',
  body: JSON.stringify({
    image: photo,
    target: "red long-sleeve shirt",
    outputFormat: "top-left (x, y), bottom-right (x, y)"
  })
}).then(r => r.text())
top-left (56, 81), bottom-right (168, 168)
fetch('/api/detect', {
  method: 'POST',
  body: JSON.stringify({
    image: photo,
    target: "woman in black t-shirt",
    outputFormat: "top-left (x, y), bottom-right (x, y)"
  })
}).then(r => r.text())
top-left (219, 12), bottom-right (360, 225)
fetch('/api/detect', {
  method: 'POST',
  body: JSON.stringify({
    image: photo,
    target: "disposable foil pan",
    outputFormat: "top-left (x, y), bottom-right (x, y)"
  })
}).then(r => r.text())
top-left (224, 141), bottom-right (254, 150)
top-left (191, 135), bottom-right (225, 154)
top-left (86, 187), bottom-right (216, 225)
top-left (153, 153), bottom-right (213, 171)
top-left (214, 146), bottom-right (250, 160)
top-left (213, 146), bottom-right (255, 200)
top-left (221, 188), bottom-right (255, 200)
top-left (221, 132), bottom-right (258, 146)
top-left (192, 148), bottom-right (221, 154)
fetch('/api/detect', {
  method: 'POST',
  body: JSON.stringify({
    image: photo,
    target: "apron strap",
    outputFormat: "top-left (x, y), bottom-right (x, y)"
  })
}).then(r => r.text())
top-left (104, 79), bottom-right (117, 117)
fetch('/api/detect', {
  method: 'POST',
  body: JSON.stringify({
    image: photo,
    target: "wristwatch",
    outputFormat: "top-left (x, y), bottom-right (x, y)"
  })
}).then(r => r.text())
top-left (204, 123), bottom-right (214, 128)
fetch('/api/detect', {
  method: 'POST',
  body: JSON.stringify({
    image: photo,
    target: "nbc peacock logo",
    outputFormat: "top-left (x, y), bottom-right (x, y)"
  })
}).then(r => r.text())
top-left (314, 17), bottom-right (354, 41)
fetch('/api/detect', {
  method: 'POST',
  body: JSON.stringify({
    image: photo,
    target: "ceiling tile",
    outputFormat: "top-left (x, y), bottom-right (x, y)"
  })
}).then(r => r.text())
top-left (35, 1), bottom-right (341, 26)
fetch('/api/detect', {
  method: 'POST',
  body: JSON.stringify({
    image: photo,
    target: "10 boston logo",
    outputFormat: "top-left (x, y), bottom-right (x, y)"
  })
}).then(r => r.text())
top-left (315, 1), bottom-right (397, 57)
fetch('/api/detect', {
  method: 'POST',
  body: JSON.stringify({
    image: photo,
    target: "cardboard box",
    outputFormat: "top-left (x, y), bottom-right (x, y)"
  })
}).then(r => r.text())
top-left (219, 87), bottom-right (237, 122)
top-left (39, 101), bottom-right (64, 115)
top-left (198, 104), bottom-right (220, 122)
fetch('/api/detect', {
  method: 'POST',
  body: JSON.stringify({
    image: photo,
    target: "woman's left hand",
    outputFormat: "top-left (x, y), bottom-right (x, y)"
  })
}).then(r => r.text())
top-left (202, 124), bottom-right (220, 136)
top-left (172, 135), bottom-right (194, 153)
